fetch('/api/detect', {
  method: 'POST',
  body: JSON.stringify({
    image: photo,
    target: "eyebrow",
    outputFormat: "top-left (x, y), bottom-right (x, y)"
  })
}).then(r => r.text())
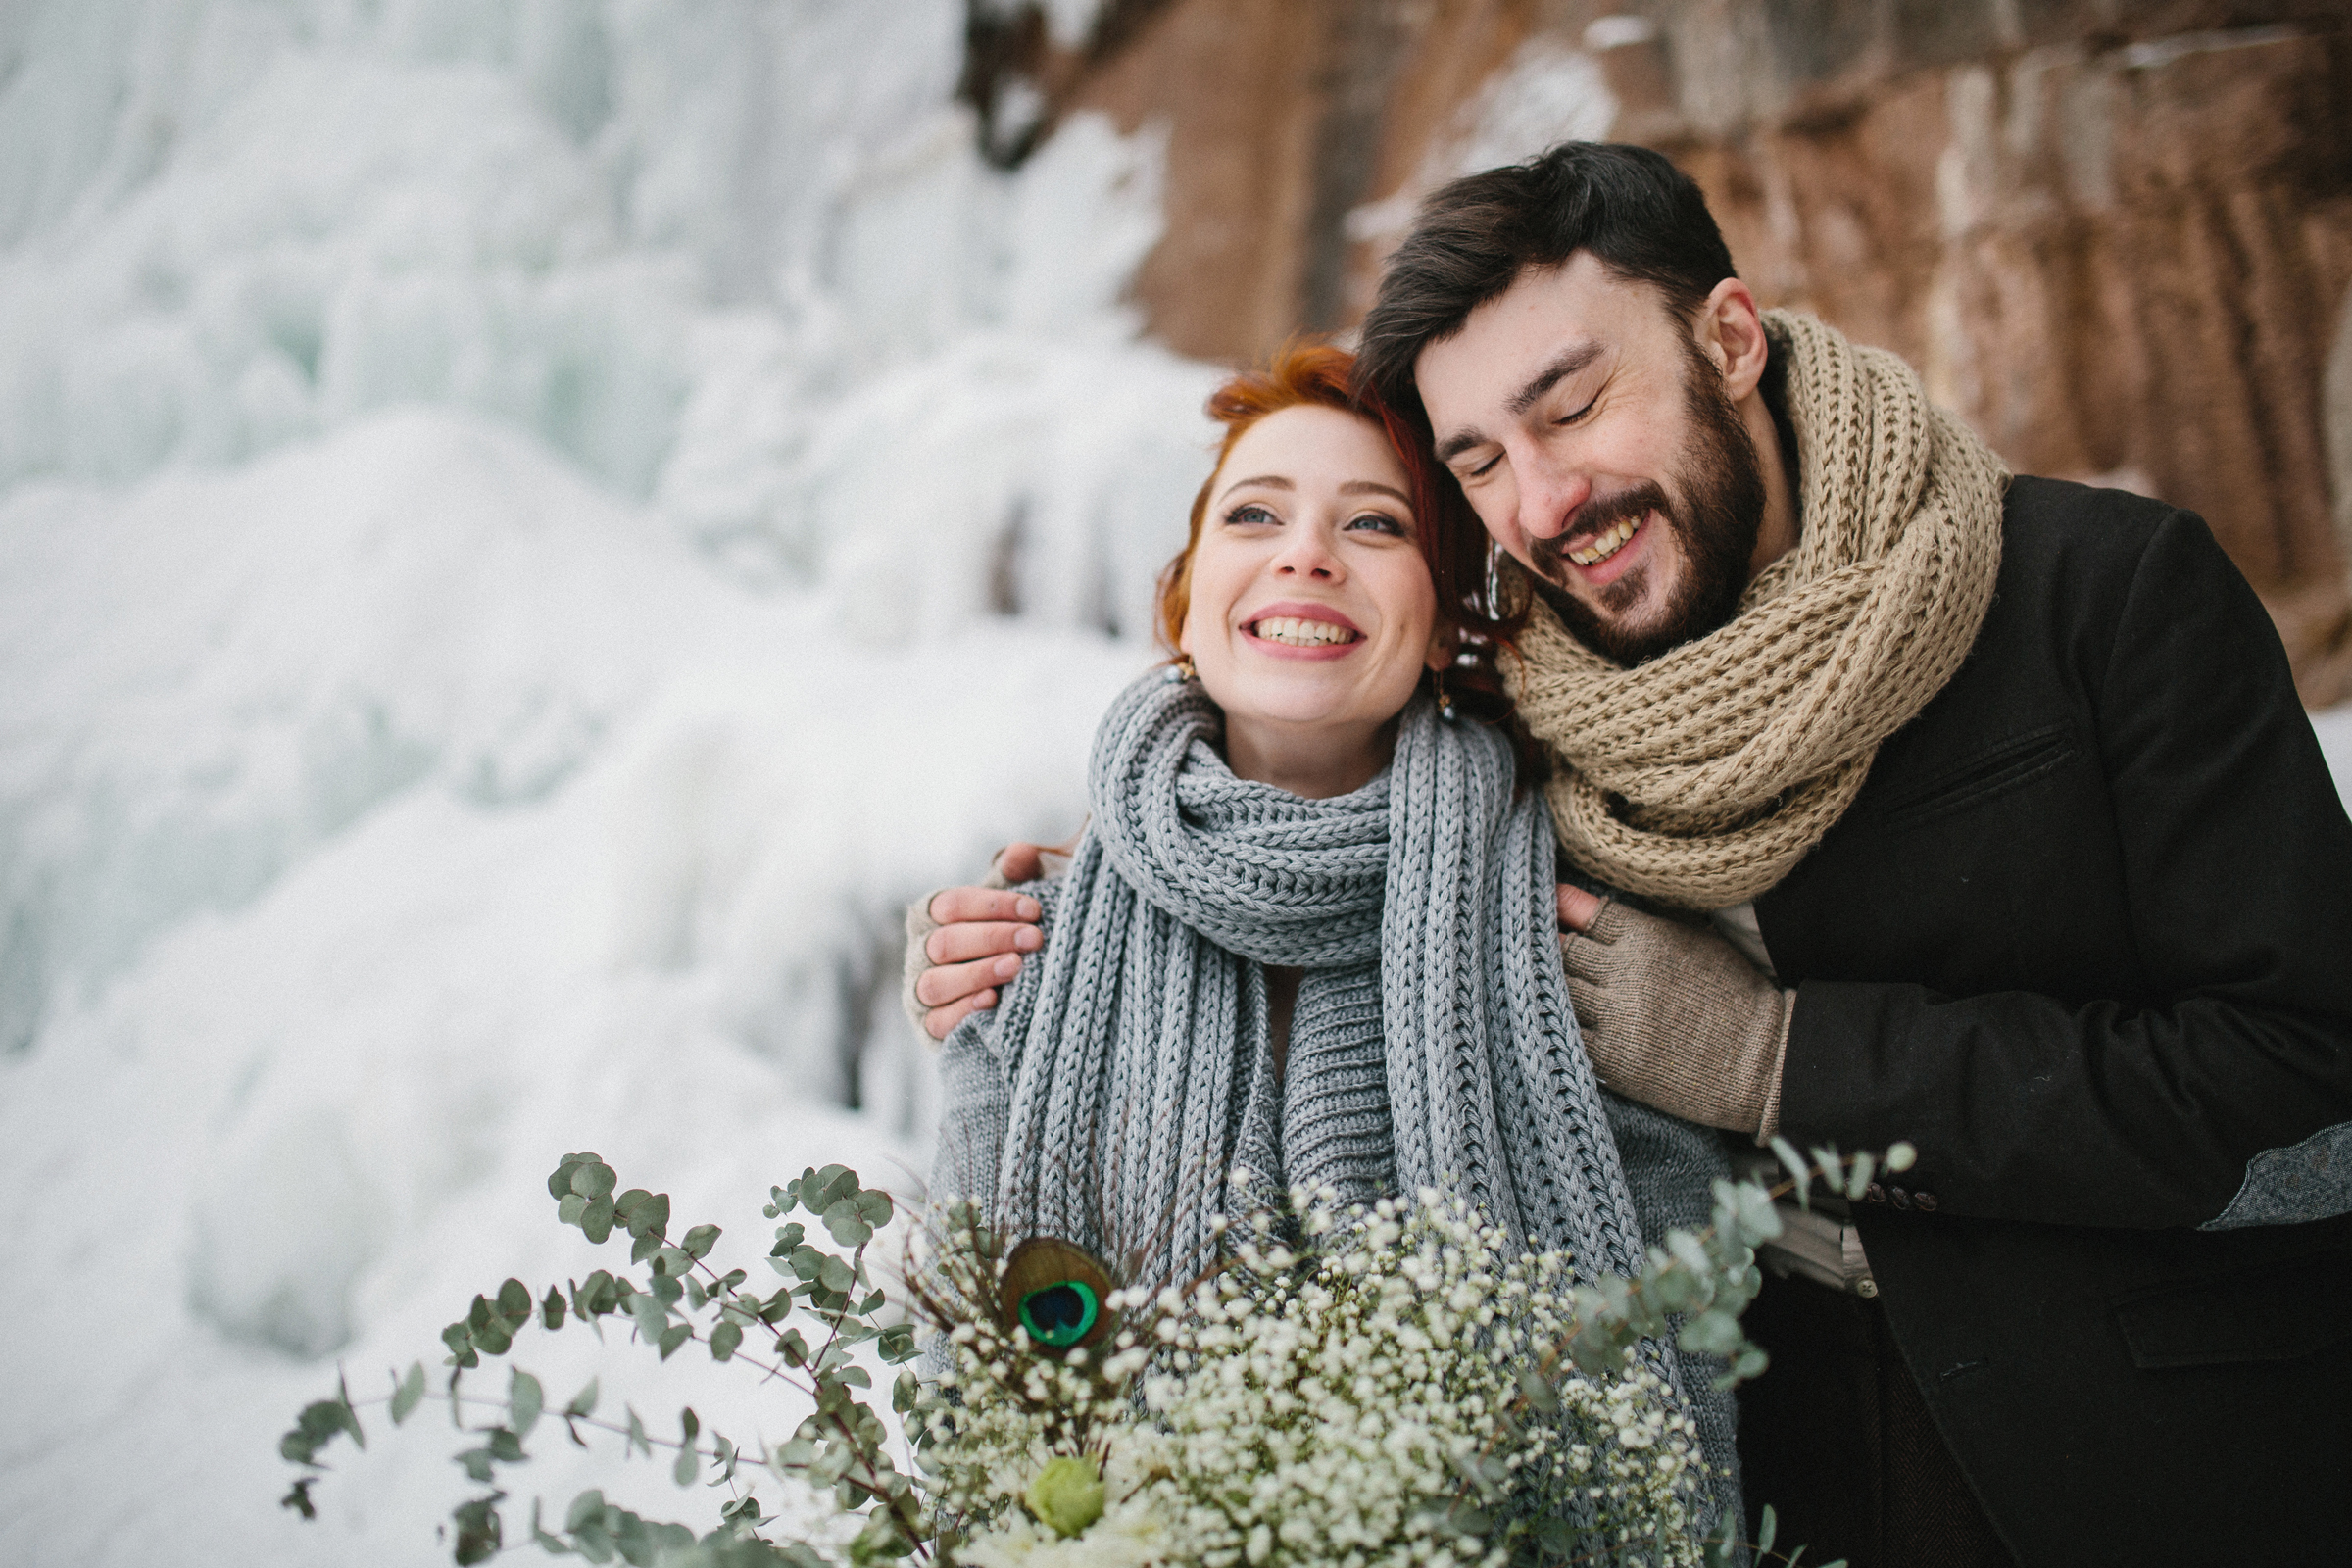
top-left (1508, 340), bottom-right (1604, 416)
top-left (1433, 339), bottom-right (1605, 464)
top-left (1215, 475), bottom-right (1413, 509)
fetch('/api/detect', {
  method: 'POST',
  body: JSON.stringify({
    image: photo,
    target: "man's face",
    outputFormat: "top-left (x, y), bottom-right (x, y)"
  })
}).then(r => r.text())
top-left (1413, 254), bottom-right (1766, 665)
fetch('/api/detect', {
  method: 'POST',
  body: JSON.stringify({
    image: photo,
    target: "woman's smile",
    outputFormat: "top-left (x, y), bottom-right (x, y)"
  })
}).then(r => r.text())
top-left (1242, 603), bottom-right (1364, 656)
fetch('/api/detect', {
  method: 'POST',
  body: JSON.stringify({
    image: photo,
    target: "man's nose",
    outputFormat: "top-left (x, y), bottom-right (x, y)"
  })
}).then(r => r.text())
top-left (1519, 464), bottom-right (1592, 541)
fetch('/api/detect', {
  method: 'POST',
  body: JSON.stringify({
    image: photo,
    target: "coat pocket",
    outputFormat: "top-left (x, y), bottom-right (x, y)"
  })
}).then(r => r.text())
top-left (1871, 723), bottom-right (2080, 832)
top-left (2109, 1246), bottom-right (2352, 1369)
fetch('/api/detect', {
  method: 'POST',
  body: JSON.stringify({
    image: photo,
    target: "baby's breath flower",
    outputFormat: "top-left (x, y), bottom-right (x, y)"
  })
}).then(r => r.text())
top-left (936, 1186), bottom-right (1710, 1568)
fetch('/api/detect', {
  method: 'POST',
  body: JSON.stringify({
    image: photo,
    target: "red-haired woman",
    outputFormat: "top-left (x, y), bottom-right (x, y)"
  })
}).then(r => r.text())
top-left (925, 344), bottom-right (1739, 1529)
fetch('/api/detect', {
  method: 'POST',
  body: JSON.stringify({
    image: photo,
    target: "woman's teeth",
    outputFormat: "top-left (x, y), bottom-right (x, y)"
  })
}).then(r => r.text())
top-left (1567, 514), bottom-right (1643, 566)
top-left (1250, 616), bottom-right (1358, 647)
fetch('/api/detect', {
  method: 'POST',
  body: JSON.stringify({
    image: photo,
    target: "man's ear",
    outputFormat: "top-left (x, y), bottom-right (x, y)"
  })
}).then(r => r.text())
top-left (1694, 278), bottom-right (1768, 403)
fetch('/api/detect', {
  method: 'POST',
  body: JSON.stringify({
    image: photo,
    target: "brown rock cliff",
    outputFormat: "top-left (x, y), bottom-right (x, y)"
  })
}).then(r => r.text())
top-left (965, 0), bottom-right (2352, 705)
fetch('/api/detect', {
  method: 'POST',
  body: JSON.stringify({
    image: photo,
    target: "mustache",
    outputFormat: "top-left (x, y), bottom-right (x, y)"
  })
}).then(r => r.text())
top-left (1527, 482), bottom-right (1671, 578)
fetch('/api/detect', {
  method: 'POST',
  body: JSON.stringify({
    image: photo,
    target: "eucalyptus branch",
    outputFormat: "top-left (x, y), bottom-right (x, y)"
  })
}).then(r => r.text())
top-left (281, 1157), bottom-right (927, 1567)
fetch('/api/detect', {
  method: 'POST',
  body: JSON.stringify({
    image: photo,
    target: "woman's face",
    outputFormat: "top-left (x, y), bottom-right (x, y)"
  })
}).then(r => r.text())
top-left (1180, 405), bottom-right (1442, 785)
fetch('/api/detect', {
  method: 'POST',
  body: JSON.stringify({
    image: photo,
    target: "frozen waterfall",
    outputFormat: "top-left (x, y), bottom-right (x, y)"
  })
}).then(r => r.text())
top-left (0, 2), bottom-right (1203, 1563)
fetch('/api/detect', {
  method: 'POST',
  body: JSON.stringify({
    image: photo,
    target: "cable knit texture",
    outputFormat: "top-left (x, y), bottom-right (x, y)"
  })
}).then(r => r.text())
top-left (974, 669), bottom-right (1648, 1285)
top-left (933, 670), bottom-right (1742, 1531)
top-left (1511, 311), bottom-right (2009, 909)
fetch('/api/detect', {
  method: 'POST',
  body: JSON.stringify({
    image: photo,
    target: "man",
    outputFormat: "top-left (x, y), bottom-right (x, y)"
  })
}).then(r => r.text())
top-left (912, 144), bottom-right (2352, 1566)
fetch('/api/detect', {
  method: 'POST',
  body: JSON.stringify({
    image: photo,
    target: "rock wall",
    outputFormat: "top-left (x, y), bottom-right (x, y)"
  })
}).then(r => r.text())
top-left (967, 0), bottom-right (2352, 705)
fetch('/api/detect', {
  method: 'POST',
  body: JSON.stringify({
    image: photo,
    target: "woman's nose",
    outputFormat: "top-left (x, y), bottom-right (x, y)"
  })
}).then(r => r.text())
top-left (1270, 527), bottom-right (1341, 579)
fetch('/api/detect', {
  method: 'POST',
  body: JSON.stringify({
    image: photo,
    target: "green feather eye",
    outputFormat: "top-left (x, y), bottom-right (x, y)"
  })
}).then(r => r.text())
top-left (1017, 1280), bottom-right (1100, 1348)
top-left (1001, 1237), bottom-right (1115, 1350)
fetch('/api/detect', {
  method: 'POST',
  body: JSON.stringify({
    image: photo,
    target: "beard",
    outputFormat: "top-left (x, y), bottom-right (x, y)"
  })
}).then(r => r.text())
top-left (1527, 338), bottom-right (1768, 666)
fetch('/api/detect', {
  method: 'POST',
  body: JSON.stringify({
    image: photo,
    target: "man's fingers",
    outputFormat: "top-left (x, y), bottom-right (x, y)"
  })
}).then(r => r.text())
top-left (928, 886), bottom-right (1044, 925)
top-left (1558, 928), bottom-right (1612, 985)
top-left (1586, 897), bottom-right (1630, 943)
top-left (925, 920), bottom-right (1042, 964)
top-left (915, 953), bottom-right (1026, 1009)
top-left (995, 841), bottom-right (1049, 884)
top-left (923, 990), bottom-right (997, 1042)
top-left (1556, 883), bottom-right (1606, 933)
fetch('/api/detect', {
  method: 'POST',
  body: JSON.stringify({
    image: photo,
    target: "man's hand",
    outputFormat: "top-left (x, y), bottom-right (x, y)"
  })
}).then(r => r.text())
top-left (903, 841), bottom-right (1055, 1042)
top-left (914, 887), bottom-right (1042, 1039)
top-left (1556, 886), bottom-right (1793, 1139)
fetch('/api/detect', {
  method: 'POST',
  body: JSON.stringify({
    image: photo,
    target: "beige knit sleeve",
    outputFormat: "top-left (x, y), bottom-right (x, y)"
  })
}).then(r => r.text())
top-left (901, 894), bottom-right (945, 1034)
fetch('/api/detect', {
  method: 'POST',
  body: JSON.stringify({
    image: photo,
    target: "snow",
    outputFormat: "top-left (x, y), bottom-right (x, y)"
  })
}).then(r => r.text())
top-left (2315, 705), bottom-right (2352, 806)
top-left (0, 4), bottom-right (1215, 1564)
top-left (1, 5), bottom-right (2349, 1566)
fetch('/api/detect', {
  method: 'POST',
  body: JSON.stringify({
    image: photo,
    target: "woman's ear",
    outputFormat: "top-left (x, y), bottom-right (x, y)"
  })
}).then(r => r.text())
top-left (1177, 613), bottom-right (1196, 657)
top-left (1425, 630), bottom-right (1453, 673)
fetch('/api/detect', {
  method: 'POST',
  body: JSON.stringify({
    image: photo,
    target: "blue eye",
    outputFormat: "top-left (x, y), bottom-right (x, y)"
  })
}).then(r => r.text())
top-left (1225, 503), bottom-right (1278, 527)
top-left (1347, 511), bottom-right (1407, 537)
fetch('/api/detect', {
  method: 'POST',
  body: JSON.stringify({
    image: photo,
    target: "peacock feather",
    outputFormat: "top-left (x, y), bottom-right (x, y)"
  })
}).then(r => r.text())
top-left (999, 1236), bottom-right (1118, 1353)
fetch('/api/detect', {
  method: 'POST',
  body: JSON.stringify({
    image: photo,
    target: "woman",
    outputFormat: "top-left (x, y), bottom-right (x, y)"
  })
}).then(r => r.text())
top-left (928, 344), bottom-right (1738, 1523)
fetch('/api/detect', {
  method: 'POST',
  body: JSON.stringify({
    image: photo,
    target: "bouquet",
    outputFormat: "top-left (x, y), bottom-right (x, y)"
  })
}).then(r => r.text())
top-left (281, 1142), bottom-right (1904, 1567)
top-left (921, 1184), bottom-right (1713, 1568)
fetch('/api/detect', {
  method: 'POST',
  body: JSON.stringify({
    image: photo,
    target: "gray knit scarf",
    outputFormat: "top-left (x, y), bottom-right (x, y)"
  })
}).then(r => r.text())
top-left (984, 668), bottom-right (1646, 1293)
top-left (935, 667), bottom-right (1740, 1537)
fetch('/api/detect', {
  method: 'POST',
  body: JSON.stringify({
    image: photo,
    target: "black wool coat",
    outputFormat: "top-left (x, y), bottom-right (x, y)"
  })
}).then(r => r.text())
top-left (1757, 477), bottom-right (2352, 1564)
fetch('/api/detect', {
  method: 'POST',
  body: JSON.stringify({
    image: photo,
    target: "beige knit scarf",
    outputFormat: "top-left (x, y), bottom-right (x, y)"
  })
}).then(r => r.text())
top-left (1509, 311), bottom-right (2008, 910)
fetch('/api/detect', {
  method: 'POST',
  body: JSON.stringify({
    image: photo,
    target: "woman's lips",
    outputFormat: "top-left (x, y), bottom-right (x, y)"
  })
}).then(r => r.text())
top-left (1241, 603), bottom-right (1363, 659)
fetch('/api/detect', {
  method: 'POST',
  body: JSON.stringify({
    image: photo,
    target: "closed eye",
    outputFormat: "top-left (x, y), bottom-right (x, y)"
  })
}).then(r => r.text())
top-left (1553, 394), bottom-right (1598, 426)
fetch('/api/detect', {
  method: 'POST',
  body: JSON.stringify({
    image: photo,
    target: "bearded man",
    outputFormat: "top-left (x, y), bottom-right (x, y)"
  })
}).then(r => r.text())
top-left (909, 144), bottom-right (2352, 1566)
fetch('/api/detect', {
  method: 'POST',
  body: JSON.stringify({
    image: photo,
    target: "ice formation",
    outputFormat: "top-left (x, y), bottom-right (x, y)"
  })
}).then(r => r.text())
top-left (0, 3), bottom-right (1216, 1563)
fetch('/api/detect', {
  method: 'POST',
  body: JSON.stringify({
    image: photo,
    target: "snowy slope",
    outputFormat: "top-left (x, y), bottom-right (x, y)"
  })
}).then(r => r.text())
top-left (0, 416), bottom-right (1146, 1558)
top-left (0, 3), bottom-right (1199, 1564)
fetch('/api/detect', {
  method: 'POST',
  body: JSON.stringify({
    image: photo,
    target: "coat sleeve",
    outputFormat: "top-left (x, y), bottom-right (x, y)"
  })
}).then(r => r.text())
top-left (1777, 511), bottom-right (2352, 1228)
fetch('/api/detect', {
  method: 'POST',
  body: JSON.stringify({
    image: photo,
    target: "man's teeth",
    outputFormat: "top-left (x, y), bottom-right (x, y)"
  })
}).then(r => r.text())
top-left (1567, 514), bottom-right (1643, 566)
top-left (1250, 616), bottom-right (1358, 647)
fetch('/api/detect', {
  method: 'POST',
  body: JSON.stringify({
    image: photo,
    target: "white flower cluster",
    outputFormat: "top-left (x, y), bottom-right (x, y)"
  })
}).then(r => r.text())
top-left (923, 1296), bottom-right (1127, 1542)
top-left (924, 1187), bottom-right (1707, 1568)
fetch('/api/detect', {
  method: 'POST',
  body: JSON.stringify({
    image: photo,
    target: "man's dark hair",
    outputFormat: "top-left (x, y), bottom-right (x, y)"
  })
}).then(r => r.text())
top-left (1354, 142), bottom-right (1736, 416)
